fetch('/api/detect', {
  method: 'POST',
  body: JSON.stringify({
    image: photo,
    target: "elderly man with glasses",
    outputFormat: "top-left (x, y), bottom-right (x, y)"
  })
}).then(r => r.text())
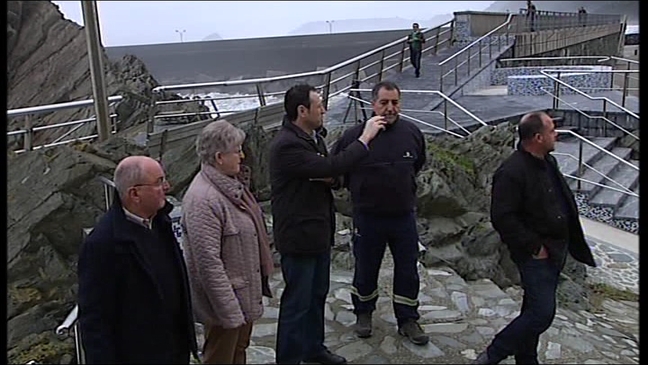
top-left (78, 155), bottom-right (199, 364)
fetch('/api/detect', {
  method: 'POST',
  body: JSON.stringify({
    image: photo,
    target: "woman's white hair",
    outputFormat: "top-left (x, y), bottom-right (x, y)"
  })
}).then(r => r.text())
top-left (196, 120), bottom-right (246, 165)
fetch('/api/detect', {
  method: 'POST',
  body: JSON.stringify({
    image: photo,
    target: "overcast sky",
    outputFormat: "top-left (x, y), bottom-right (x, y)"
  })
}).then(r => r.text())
top-left (52, 1), bottom-right (493, 46)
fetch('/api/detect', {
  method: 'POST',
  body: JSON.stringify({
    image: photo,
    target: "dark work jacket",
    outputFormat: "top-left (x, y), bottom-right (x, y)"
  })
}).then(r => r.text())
top-left (269, 116), bottom-right (369, 255)
top-left (332, 117), bottom-right (426, 216)
top-left (490, 143), bottom-right (596, 268)
top-left (78, 195), bottom-right (198, 364)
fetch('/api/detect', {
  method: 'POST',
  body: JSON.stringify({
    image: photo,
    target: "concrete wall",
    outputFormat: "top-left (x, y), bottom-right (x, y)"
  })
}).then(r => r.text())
top-left (513, 24), bottom-right (623, 58)
top-left (106, 29), bottom-right (415, 86)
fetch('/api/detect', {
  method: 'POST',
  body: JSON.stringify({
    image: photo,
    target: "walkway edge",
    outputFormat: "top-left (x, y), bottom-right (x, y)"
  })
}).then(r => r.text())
top-left (580, 216), bottom-right (638, 254)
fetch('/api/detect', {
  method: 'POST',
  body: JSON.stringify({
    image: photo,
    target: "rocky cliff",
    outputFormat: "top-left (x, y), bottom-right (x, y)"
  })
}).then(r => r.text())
top-left (6, 0), bottom-right (202, 151)
top-left (6, 1), bottom-right (203, 362)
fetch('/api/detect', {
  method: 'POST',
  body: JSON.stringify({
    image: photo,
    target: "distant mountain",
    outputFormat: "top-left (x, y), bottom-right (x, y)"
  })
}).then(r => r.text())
top-left (484, 1), bottom-right (638, 23)
top-left (288, 14), bottom-right (453, 36)
top-left (202, 32), bottom-right (223, 41)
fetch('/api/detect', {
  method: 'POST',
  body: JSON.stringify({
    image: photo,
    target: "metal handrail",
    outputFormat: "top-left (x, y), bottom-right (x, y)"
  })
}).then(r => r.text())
top-left (556, 129), bottom-right (638, 172)
top-left (440, 13), bottom-right (514, 66)
top-left (343, 93), bottom-right (465, 139)
top-left (552, 152), bottom-right (637, 197)
top-left (152, 20), bottom-right (454, 94)
top-left (539, 87), bottom-right (639, 141)
top-left (539, 69), bottom-right (640, 120)
top-left (438, 13), bottom-right (514, 92)
top-left (563, 174), bottom-right (639, 198)
top-left (7, 96), bottom-right (123, 118)
top-left (350, 88), bottom-right (488, 128)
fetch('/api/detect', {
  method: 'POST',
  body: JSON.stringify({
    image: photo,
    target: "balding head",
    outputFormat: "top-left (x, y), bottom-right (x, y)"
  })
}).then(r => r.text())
top-left (114, 156), bottom-right (169, 217)
top-left (518, 112), bottom-right (557, 156)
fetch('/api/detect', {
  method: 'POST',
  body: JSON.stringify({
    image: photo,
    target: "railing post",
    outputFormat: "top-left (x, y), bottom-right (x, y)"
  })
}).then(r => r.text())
top-left (23, 115), bottom-right (33, 151)
top-left (434, 26), bottom-right (440, 53)
top-left (103, 183), bottom-right (113, 211)
top-left (444, 99), bottom-right (448, 131)
top-left (622, 63), bottom-right (630, 107)
top-left (255, 83), bottom-right (267, 107)
top-left (378, 50), bottom-right (386, 82)
top-left (577, 138), bottom-right (583, 190)
top-left (74, 322), bottom-right (86, 364)
top-left (398, 42), bottom-right (406, 72)
top-left (553, 71), bottom-right (561, 109)
top-left (454, 57), bottom-right (458, 86)
top-left (322, 72), bottom-right (332, 110)
top-left (478, 40), bottom-right (482, 68)
top-left (467, 47), bottom-right (471, 77)
top-left (602, 99), bottom-right (608, 136)
top-left (439, 64), bottom-right (444, 93)
top-left (147, 92), bottom-right (157, 135)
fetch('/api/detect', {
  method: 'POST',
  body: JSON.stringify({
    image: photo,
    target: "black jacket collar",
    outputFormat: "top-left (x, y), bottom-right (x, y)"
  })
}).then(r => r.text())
top-left (516, 141), bottom-right (554, 170)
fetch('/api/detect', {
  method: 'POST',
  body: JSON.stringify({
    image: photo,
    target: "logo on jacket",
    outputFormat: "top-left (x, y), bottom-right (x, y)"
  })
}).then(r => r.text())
top-left (403, 151), bottom-right (414, 159)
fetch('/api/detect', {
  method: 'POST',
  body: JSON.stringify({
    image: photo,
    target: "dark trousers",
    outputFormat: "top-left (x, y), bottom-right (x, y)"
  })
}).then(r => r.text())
top-left (486, 258), bottom-right (561, 364)
top-left (275, 252), bottom-right (330, 364)
top-left (410, 48), bottom-right (422, 76)
top-left (351, 211), bottom-right (420, 327)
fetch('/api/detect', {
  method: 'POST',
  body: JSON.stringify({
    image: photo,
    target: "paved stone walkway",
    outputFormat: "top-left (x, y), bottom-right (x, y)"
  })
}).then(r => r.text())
top-left (190, 251), bottom-right (638, 364)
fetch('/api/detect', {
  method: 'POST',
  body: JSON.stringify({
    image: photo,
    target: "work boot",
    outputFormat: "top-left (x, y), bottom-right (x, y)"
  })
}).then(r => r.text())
top-left (354, 312), bottom-right (372, 338)
top-left (398, 320), bottom-right (429, 345)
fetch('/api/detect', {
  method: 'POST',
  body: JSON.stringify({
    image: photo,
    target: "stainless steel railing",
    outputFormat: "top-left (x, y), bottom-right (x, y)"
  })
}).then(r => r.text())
top-left (345, 88), bottom-right (487, 138)
top-left (552, 152), bottom-right (638, 198)
top-left (150, 20), bottom-right (456, 130)
top-left (7, 95), bottom-right (123, 153)
top-left (516, 8), bottom-right (622, 33)
top-left (55, 176), bottom-right (116, 365)
top-left (539, 86), bottom-right (639, 142)
top-left (439, 13), bottom-right (515, 93)
top-left (539, 69), bottom-right (640, 121)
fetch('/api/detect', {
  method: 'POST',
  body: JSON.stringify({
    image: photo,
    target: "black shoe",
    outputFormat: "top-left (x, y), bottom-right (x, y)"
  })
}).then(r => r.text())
top-left (397, 320), bottom-right (429, 345)
top-left (354, 312), bottom-right (372, 338)
top-left (415, 72), bottom-right (420, 78)
top-left (473, 351), bottom-right (494, 364)
top-left (303, 349), bottom-right (347, 364)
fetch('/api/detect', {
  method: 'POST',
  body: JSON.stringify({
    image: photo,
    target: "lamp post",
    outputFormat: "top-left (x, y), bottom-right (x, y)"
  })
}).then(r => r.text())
top-left (80, 0), bottom-right (111, 142)
top-left (326, 20), bottom-right (335, 34)
top-left (175, 29), bottom-right (186, 42)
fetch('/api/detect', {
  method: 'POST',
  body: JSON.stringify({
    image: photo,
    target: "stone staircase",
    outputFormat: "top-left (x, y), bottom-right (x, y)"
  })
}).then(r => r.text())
top-left (552, 134), bottom-right (639, 234)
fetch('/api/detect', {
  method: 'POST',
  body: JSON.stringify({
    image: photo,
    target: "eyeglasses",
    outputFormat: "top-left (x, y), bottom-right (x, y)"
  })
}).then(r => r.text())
top-left (132, 176), bottom-right (169, 188)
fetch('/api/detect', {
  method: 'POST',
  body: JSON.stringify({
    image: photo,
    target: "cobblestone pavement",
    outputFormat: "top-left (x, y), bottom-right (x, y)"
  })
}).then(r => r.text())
top-left (192, 251), bottom-right (639, 364)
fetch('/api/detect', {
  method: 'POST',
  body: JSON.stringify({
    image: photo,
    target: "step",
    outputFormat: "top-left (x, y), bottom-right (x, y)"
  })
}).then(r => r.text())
top-left (552, 137), bottom-right (617, 177)
top-left (568, 147), bottom-right (633, 197)
top-left (614, 186), bottom-right (639, 221)
top-left (589, 160), bottom-right (639, 209)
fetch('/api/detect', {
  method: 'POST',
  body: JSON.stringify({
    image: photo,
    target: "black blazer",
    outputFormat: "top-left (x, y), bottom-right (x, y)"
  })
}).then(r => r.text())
top-left (490, 143), bottom-right (596, 268)
top-left (78, 195), bottom-right (198, 364)
top-left (269, 116), bottom-right (369, 255)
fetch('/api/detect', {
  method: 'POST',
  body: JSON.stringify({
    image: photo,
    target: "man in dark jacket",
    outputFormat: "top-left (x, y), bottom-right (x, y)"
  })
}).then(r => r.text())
top-left (270, 84), bottom-right (386, 364)
top-left (406, 22), bottom-right (426, 78)
top-left (331, 81), bottom-right (428, 346)
top-left (474, 112), bottom-right (596, 364)
top-left (78, 156), bottom-right (198, 364)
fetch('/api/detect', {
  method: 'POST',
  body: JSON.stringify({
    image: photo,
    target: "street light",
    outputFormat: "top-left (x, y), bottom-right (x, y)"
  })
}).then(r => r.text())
top-left (175, 29), bottom-right (186, 42)
top-left (326, 20), bottom-right (335, 34)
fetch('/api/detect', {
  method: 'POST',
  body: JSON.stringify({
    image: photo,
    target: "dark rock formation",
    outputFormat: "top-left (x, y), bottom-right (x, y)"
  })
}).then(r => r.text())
top-left (6, 0), bottom-right (205, 151)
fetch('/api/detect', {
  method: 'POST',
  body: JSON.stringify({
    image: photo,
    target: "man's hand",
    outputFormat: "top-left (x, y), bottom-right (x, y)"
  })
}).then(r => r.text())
top-left (358, 116), bottom-right (388, 146)
top-left (532, 245), bottom-right (548, 259)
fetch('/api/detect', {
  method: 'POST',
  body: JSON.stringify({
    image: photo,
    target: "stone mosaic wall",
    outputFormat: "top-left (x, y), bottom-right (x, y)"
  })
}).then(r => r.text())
top-left (575, 192), bottom-right (639, 234)
top-left (491, 65), bottom-right (612, 96)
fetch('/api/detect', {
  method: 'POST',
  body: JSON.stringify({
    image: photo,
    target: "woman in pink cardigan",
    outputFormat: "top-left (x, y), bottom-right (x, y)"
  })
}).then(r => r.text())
top-left (181, 120), bottom-right (274, 364)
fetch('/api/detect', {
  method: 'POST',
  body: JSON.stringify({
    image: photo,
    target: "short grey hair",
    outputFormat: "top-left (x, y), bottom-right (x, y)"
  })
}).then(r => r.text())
top-left (196, 120), bottom-right (246, 165)
top-left (114, 160), bottom-right (145, 198)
